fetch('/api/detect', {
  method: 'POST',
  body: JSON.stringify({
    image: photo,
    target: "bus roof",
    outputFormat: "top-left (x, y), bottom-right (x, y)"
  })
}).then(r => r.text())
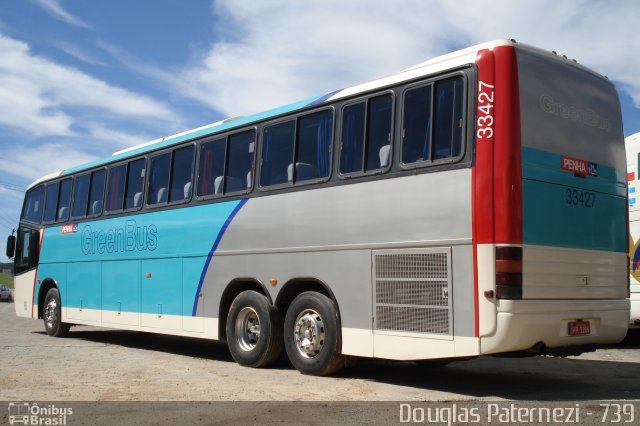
top-left (27, 38), bottom-right (606, 189)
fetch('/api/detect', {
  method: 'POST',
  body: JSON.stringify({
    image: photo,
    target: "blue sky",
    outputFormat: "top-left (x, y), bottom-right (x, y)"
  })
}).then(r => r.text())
top-left (1, 0), bottom-right (639, 261)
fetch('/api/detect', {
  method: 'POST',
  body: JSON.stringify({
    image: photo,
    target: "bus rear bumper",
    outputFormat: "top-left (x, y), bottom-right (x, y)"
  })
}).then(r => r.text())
top-left (480, 299), bottom-right (630, 355)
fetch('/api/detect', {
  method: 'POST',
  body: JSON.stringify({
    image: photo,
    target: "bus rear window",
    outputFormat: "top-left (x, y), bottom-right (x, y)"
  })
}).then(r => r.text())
top-left (21, 185), bottom-right (45, 223)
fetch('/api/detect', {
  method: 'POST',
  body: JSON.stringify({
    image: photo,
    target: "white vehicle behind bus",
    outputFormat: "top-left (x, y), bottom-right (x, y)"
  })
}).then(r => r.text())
top-left (626, 131), bottom-right (640, 327)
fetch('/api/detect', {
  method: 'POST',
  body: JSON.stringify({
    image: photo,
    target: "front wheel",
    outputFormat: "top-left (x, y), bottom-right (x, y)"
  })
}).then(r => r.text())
top-left (226, 291), bottom-right (283, 368)
top-left (284, 292), bottom-right (344, 376)
top-left (43, 288), bottom-right (70, 337)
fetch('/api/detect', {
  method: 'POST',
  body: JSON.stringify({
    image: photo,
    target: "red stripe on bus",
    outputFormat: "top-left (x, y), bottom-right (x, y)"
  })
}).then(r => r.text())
top-left (473, 49), bottom-right (495, 245)
top-left (628, 172), bottom-right (635, 182)
top-left (493, 45), bottom-right (523, 244)
top-left (473, 48), bottom-right (496, 337)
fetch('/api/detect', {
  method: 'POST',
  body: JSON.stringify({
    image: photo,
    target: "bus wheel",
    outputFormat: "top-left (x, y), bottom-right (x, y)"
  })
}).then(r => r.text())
top-left (226, 291), bottom-right (283, 368)
top-left (284, 292), bottom-right (344, 376)
top-left (43, 288), bottom-right (70, 337)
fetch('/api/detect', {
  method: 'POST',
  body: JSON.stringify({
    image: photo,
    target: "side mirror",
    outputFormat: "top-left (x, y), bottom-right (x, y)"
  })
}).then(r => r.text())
top-left (6, 235), bottom-right (16, 259)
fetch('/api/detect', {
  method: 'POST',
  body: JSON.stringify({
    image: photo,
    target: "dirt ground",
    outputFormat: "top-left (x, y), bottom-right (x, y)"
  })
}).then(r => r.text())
top-left (0, 302), bottom-right (639, 404)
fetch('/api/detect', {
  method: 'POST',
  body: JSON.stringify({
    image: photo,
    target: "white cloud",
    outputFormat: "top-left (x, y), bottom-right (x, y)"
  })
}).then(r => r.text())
top-left (83, 123), bottom-right (153, 152)
top-left (176, 0), bottom-right (640, 116)
top-left (32, 0), bottom-right (90, 29)
top-left (0, 143), bottom-right (97, 182)
top-left (0, 35), bottom-right (177, 138)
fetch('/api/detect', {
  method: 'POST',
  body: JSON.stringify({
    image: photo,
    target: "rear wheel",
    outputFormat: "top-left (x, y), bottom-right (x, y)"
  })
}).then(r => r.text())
top-left (43, 288), bottom-right (70, 337)
top-left (226, 291), bottom-right (283, 368)
top-left (284, 292), bottom-right (344, 376)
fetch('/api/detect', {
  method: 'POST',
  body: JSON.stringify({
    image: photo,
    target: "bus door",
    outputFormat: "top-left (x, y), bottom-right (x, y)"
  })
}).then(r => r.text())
top-left (12, 225), bottom-right (42, 317)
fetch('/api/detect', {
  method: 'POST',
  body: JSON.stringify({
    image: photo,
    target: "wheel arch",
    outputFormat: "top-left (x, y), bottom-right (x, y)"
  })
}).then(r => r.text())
top-left (37, 278), bottom-right (58, 319)
top-left (275, 277), bottom-right (340, 319)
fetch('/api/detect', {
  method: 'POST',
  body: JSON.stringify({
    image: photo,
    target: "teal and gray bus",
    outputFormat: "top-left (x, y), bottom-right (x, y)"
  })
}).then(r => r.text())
top-left (7, 40), bottom-right (629, 375)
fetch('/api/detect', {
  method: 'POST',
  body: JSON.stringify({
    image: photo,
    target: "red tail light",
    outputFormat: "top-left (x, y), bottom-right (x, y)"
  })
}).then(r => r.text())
top-left (496, 246), bottom-right (522, 299)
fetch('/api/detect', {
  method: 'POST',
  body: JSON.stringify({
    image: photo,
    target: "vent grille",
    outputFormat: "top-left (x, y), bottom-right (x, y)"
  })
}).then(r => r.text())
top-left (373, 248), bottom-right (452, 335)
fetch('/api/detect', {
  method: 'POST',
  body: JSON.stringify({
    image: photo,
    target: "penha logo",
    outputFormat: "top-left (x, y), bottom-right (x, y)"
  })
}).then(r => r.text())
top-left (81, 220), bottom-right (158, 255)
top-left (60, 224), bottom-right (78, 234)
top-left (561, 155), bottom-right (598, 177)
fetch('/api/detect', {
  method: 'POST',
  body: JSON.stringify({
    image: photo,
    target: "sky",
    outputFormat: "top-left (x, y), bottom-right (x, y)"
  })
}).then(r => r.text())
top-left (1, 0), bottom-right (639, 262)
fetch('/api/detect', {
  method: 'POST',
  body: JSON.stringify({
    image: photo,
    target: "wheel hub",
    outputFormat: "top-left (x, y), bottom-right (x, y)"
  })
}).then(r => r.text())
top-left (294, 309), bottom-right (325, 358)
top-left (44, 298), bottom-right (58, 329)
top-left (235, 307), bottom-right (261, 351)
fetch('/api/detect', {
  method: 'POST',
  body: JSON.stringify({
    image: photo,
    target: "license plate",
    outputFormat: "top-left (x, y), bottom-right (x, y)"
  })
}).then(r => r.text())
top-left (568, 321), bottom-right (591, 336)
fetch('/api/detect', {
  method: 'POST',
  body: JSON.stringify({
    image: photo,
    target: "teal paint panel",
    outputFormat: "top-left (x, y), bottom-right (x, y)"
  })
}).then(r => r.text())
top-left (141, 258), bottom-right (181, 315)
top-left (102, 260), bottom-right (140, 313)
top-left (66, 262), bottom-right (101, 310)
top-left (522, 146), bottom-right (626, 197)
top-left (182, 257), bottom-right (205, 318)
top-left (523, 179), bottom-right (627, 252)
top-left (36, 263), bottom-right (67, 306)
top-left (39, 200), bottom-right (243, 264)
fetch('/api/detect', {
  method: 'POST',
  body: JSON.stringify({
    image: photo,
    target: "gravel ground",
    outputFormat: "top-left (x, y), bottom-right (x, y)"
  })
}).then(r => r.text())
top-left (0, 301), bottom-right (638, 424)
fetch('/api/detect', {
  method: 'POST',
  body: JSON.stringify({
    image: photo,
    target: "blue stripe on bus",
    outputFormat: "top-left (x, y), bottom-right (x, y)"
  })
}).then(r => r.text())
top-left (62, 94), bottom-right (330, 176)
top-left (629, 187), bottom-right (636, 194)
top-left (305, 89), bottom-right (343, 108)
top-left (192, 198), bottom-right (247, 315)
top-left (522, 147), bottom-right (627, 253)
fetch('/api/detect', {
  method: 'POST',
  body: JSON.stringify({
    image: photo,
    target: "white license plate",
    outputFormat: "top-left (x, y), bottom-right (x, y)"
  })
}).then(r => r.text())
top-left (568, 321), bottom-right (591, 336)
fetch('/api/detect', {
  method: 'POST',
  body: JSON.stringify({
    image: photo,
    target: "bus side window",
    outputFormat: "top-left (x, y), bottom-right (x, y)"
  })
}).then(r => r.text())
top-left (148, 153), bottom-right (171, 205)
top-left (21, 185), bottom-right (45, 224)
top-left (56, 178), bottom-right (72, 222)
top-left (295, 110), bottom-right (333, 183)
top-left (340, 93), bottom-right (392, 175)
top-left (227, 130), bottom-right (255, 193)
top-left (106, 164), bottom-right (126, 212)
top-left (124, 159), bottom-right (145, 210)
top-left (198, 138), bottom-right (226, 197)
top-left (43, 182), bottom-right (60, 223)
top-left (170, 145), bottom-right (195, 202)
top-left (71, 173), bottom-right (90, 219)
top-left (88, 169), bottom-right (106, 216)
top-left (261, 120), bottom-right (295, 187)
top-left (366, 95), bottom-right (393, 171)
top-left (402, 85), bottom-right (433, 164)
top-left (340, 102), bottom-right (365, 174)
top-left (433, 77), bottom-right (463, 160)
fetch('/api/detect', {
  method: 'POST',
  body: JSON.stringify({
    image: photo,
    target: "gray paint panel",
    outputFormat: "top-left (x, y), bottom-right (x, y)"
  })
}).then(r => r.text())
top-left (199, 168), bottom-right (473, 335)
top-left (220, 169), bottom-right (471, 252)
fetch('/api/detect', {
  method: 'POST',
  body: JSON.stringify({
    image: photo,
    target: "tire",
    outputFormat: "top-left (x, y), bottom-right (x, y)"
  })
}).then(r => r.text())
top-left (226, 290), bottom-right (283, 368)
top-left (284, 292), bottom-right (344, 376)
top-left (43, 288), bottom-right (70, 337)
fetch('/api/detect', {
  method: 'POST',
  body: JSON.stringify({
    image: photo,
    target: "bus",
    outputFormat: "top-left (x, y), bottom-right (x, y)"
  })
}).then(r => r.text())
top-left (6, 39), bottom-right (629, 375)
top-left (626, 131), bottom-right (640, 327)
